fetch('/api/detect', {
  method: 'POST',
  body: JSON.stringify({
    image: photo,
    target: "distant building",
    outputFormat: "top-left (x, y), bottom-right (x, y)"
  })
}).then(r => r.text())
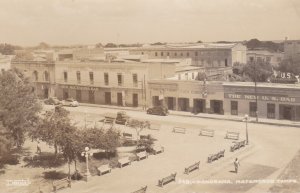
top-left (247, 50), bottom-right (284, 66)
top-left (129, 43), bottom-right (247, 67)
top-left (284, 40), bottom-right (300, 59)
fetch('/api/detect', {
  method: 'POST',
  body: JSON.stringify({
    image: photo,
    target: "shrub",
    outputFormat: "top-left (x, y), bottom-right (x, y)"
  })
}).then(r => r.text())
top-left (43, 170), bottom-right (68, 180)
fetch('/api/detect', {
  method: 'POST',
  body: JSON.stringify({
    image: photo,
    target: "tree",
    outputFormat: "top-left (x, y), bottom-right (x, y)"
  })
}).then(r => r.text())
top-left (34, 106), bottom-right (71, 156)
top-left (0, 43), bottom-right (22, 55)
top-left (126, 119), bottom-right (150, 141)
top-left (0, 122), bottom-right (11, 160)
top-left (243, 61), bottom-right (273, 82)
top-left (95, 43), bottom-right (103, 48)
top-left (0, 68), bottom-right (41, 147)
top-left (197, 40), bottom-right (203, 43)
top-left (277, 56), bottom-right (300, 75)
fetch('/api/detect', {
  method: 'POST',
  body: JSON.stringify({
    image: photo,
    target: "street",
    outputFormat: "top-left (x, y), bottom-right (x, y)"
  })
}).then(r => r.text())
top-left (53, 105), bottom-right (300, 193)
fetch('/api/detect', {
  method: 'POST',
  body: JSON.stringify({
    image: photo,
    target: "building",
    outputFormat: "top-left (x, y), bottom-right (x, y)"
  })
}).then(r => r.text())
top-left (223, 82), bottom-right (300, 121)
top-left (247, 49), bottom-right (284, 67)
top-left (284, 40), bottom-right (300, 59)
top-left (129, 43), bottom-right (247, 67)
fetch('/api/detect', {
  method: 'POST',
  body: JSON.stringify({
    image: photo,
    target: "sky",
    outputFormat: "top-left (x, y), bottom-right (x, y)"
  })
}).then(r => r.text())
top-left (0, 0), bottom-right (300, 46)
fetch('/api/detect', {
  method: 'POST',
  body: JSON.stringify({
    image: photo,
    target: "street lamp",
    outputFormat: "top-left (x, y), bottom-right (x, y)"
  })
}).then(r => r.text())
top-left (81, 147), bottom-right (93, 182)
top-left (243, 114), bottom-right (250, 145)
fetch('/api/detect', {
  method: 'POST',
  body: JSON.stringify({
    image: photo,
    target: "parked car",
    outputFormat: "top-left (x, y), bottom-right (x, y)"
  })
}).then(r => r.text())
top-left (115, 111), bottom-right (130, 125)
top-left (44, 97), bottom-right (62, 105)
top-left (146, 106), bottom-right (169, 116)
top-left (62, 98), bottom-right (79, 107)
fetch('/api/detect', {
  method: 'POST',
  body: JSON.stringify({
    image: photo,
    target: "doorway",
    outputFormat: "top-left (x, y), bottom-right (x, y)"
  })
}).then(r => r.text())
top-left (117, 92), bottom-right (123, 106)
top-left (133, 94), bottom-right (138, 107)
top-left (193, 99), bottom-right (205, 113)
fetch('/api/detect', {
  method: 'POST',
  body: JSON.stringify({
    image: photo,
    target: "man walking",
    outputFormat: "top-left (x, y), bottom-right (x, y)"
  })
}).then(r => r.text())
top-left (234, 158), bottom-right (240, 173)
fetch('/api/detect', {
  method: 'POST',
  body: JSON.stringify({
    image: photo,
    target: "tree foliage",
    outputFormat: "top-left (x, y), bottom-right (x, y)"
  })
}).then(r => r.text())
top-left (245, 39), bottom-right (283, 52)
top-left (126, 119), bottom-right (150, 140)
top-left (243, 61), bottom-right (273, 82)
top-left (0, 43), bottom-right (22, 55)
top-left (0, 69), bottom-right (41, 147)
top-left (0, 122), bottom-right (11, 159)
top-left (277, 56), bottom-right (300, 74)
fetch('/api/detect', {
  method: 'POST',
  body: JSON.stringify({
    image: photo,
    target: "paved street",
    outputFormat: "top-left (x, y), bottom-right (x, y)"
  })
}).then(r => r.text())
top-left (50, 105), bottom-right (300, 193)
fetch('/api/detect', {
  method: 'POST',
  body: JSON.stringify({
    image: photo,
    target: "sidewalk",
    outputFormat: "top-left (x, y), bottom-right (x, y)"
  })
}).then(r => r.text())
top-left (79, 103), bottom-right (300, 128)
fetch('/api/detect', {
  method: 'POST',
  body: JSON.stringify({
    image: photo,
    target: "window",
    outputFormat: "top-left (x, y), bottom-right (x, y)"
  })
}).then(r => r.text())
top-left (76, 71), bottom-right (81, 84)
top-left (249, 57), bottom-right (254, 62)
top-left (33, 71), bottom-right (38, 81)
top-left (267, 103), bottom-right (275, 119)
top-left (174, 52), bottom-right (177, 56)
top-left (225, 59), bottom-right (228, 67)
top-left (180, 53), bottom-right (183, 56)
top-left (161, 52), bottom-right (164, 56)
top-left (44, 71), bottom-right (49, 82)
top-left (141, 52), bottom-right (144, 55)
top-left (104, 73), bottom-right (109, 85)
top-left (155, 52), bottom-right (158, 56)
top-left (133, 73), bottom-right (138, 87)
top-left (167, 52), bottom-right (169, 56)
top-left (64, 71), bottom-right (68, 82)
top-left (231, 101), bottom-right (238, 115)
top-left (192, 73), bottom-right (194, 79)
top-left (187, 52), bottom-right (190, 57)
top-left (76, 90), bottom-right (82, 102)
top-left (117, 73), bottom-right (123, 86)
top-left (89, 72), bottom-right (94, 85)
top-left (249, 102), bottom-right (257, 117)
top-left (195, 52), bottom-right (198, 56)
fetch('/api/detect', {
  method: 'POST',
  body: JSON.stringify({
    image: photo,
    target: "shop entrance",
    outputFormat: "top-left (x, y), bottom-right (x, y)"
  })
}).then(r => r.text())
top-left (166, 97), bottom-right (175, 110)
top-left (193, 99), bottom-right (205, 113)
top-left (210, 100), bottom-right (223, 114)
top-left (117, 93), bottom-right (123, 106)
top-left (43, 88), bottom-right (49, 99)
top-left (104, 92), bottom-right (111, 104)
top-left (133, 94), bottom-right (138, 107)
top-left (178, 98), bottom-right (189, 112)
top-left (152, 96), bottom-right (161, 106)
top-left (279, 105), bottom-right (293, 120)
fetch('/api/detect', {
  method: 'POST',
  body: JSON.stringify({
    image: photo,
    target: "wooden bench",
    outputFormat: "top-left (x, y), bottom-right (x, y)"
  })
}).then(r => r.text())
top-left (225, 131), bottom-right (239, 140)
top-left (118, 157), bottom-right (131, 168)
top-left (172, 127), bottom-right (186, 134)
top-left (184, 161), bottom-right (200, 174)
top-left (123, 132), bottom-right (133, 139)
top-left (207, 150), bottom-right (225, 163)
top-left (52, 178), bottom-right (71, 192)
top-left (158, 173), bottom-right (177, 187)
top-left (97, 164), bottom-right (112, 176)
top-left (131, 186), bottom-right (147, 193)
top-left (230, 140), bottom-right (246, 152)
top-left (152, 145), bottom-right (164, 155)
top-left (199, 129), bottom-right (214, 137)
top-left (217, 149), bottom-right (225, 158)
top-left (136, 151), bottom-right (148, 161)
top-left (140, 134), bottom-right (150, 140)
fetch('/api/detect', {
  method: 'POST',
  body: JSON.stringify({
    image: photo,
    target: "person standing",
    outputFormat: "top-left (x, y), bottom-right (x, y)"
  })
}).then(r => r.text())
top-left (234, 158), bottom-right (240, 173)
top-left (37, 141), bottom-right (41, 154)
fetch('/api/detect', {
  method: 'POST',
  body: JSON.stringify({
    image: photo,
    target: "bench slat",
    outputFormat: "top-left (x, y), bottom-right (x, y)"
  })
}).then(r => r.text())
top-left (158, 173), bottom-right (177, 187)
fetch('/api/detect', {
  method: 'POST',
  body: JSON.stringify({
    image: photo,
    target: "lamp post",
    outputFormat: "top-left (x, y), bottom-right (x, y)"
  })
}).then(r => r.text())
top-left (243, 114), bottom-right (249, 145)
top-left (81, 147), bottom-right (93, 182)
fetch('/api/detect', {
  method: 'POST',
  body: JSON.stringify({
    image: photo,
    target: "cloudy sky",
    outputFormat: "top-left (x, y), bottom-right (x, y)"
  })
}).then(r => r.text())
top-left (0, 0), bottom-right (300, 46)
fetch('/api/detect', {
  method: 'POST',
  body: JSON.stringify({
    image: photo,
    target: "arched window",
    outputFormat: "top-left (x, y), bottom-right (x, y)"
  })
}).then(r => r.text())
top-left (44, 71), bottom-right (49, 81)
top-left (33, 71), bottom-right (38, 81)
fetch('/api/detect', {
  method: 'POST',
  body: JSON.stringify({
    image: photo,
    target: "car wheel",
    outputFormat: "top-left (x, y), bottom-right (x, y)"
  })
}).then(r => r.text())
top-left (148, 110), bottom-right (152, 114)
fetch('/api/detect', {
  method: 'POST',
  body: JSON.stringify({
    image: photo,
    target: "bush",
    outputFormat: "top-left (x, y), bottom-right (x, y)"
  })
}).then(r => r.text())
top-left (0, 155), bottom-right (19, 165)
top-left (122, 139), bottom-right (137, 147)
top-left (43, 170), bottom-right (68, 180)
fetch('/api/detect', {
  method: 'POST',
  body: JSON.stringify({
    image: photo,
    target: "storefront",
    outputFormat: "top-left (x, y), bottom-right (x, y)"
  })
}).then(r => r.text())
top-left (148, 80), bottom-right (224, 114)
top-left (223, 83), bottom-right (300, 121)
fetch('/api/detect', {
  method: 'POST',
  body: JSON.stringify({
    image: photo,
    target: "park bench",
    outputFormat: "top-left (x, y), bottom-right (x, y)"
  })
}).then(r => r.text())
top-left (136, 151), bottom-right (148, 161)
top-left (158, 173), bottom-right (177, 187)
top-left (184, 161), bottom-right (200, 174)
top-left (225, 131), bottom-right (239, 140)
top-left (52, 178), bottom-right (71, 192)
top-left (230, 140), bottom-right (246, 152)
top-left (152, 145), bottom-right (164, 155)
top-left (217, 149), bottom-right (225, 158)
top-left (97, 164), bottom-right (112, 176)
top-left (207, 150), bottom-right (225, 163)
top-left (123, 132), bottom-right (133, 140)
top-left (118, 157), bottom-right (131, 168)
top-left (140, 134), bottom-right (150, 140)
top-left (131, 186), bottom-right (147, 193)
top-left (172, 127), bottom-right (186, 134)
top-left (199, 129), bottom-right (214, 137)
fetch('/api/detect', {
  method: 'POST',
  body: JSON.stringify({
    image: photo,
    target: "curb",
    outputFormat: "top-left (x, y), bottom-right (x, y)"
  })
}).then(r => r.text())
top-left (79, 103), bottom-right (300, 128)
